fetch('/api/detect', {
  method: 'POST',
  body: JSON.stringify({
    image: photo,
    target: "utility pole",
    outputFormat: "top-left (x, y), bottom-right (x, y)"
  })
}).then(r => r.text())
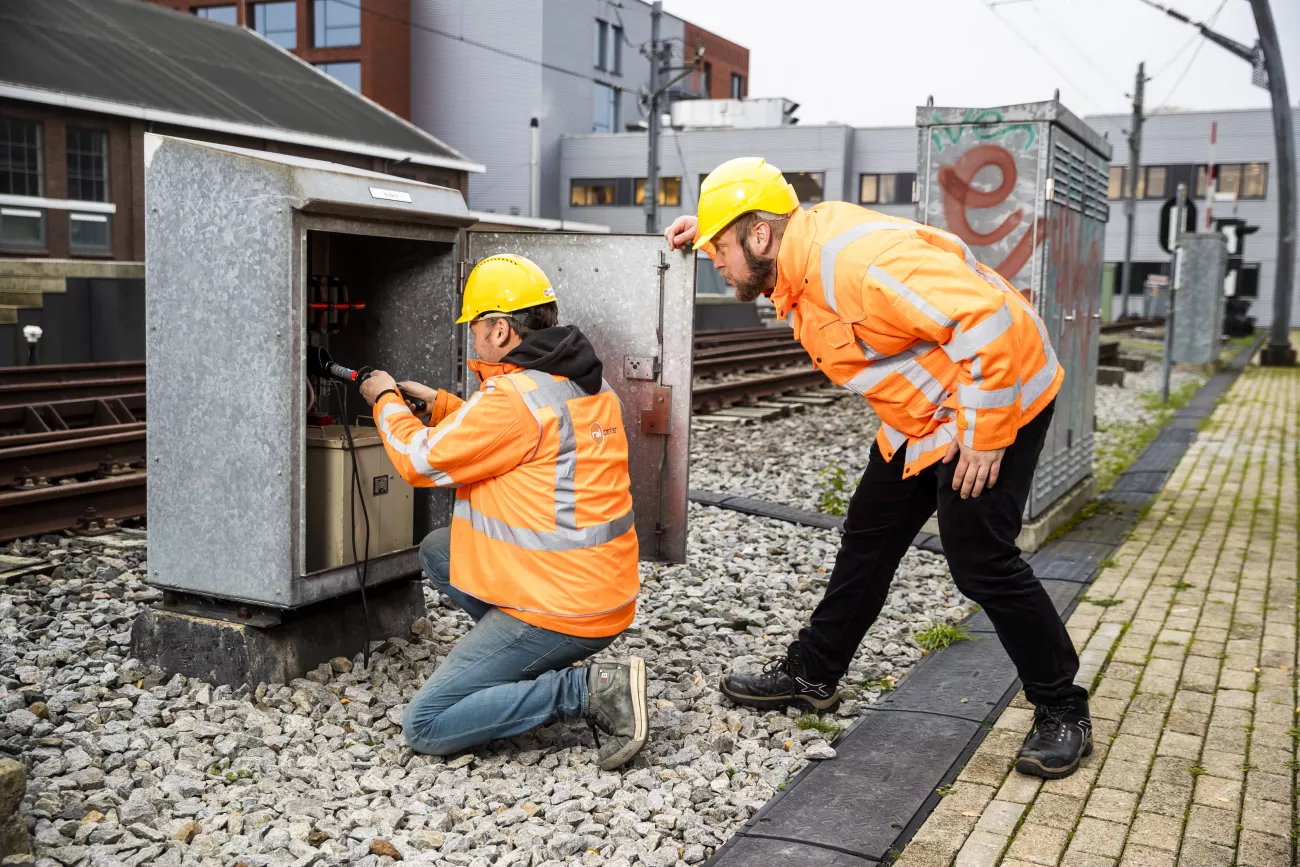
top-left (1135, 0), bottom-right (1295, 365)
top-left (1163, 182), bottom-right (1187, 403)
top-left (1117, 62), bottom-right (1146, 321)
top-left (644, 2), bottom-right (662, 234)
top-left (642, 2), bottom-right (702, 234)
top-left (1250, 0), bottom-right (1296, 365)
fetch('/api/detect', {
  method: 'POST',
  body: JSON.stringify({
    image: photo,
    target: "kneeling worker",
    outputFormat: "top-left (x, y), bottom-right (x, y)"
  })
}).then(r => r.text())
top-left (358, 254), bottom-right (647, 771)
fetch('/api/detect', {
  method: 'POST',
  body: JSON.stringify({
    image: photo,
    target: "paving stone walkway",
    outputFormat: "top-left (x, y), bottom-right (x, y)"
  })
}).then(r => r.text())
top-left (898, 351), bottom-right (1299, 867)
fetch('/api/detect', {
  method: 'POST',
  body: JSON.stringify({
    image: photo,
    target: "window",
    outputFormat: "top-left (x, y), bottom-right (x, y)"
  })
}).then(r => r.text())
top-left (194, 4), bottom-right (238, 25)
top-left (570, 179), bottom-right (616, 206)
top-left (859, 173), bottom-right (916, 205)
top-left (635, 177), bottom-right (681, 207)
top-left (1107, 166), bottom-right (1127, 200)
top-left (314, 0), bottom-right (360, 48)
top-left (253, 1), bottom-right (297, 49)
top-left (315, 61), bottom-right (361, 92)
top-left (730, 73), bottom-right (745, 99)
top-left (784, 171), bottom-right (823, 204)
top-left (1203, 162), bottom-right (1269, 200)
top-left (66, 128), bottom-right (109, 203)
top-left (595, 19), bottom-right (609, 71)
top-left (0, 207), bottom-right (44, 249)
top-left (701, 62), bottom-right (712, 98)
top-left (1, 118), bottom-right (43, 197)
top-left (70, 213), bottom-right (111, 253)
top-left (611, 26), bottom-right (623, 75)
top-left (593, 82), bottom-right (619, 134)
top-left (1138, 166), bottom-right (1166, 200)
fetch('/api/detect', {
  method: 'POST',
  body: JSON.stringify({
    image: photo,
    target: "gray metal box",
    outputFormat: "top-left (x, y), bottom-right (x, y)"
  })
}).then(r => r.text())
top-left (145, 136), bottom-right (693, 610)
top-left (917, 101), bottom-right (1112, 520)
top-left (1172, 233), bottom-right (1228, 365)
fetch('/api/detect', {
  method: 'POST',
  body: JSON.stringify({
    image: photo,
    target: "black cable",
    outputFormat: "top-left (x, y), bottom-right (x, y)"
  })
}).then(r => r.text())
top-left (338, 386), bottom-right (373, 670)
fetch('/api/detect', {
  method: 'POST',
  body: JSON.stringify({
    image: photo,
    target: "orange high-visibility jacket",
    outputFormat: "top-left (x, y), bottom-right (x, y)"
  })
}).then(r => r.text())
top-left (372, 360), bottom-right (639, 637)
top-left (768, 203), bottom-right (1063, 477)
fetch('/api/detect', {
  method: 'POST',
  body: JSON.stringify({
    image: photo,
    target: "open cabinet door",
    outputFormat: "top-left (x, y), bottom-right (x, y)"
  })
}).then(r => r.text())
top-left (464, 233), bottom-right (695, 563)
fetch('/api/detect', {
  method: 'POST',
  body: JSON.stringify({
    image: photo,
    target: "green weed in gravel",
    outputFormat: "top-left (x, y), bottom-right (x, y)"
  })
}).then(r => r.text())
top-left (913, 622), bottom-right (974, 652)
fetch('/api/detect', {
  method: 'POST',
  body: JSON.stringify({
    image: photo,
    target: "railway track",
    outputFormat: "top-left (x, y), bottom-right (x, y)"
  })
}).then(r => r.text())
top-left (0, 362), bottom-right (148, 541)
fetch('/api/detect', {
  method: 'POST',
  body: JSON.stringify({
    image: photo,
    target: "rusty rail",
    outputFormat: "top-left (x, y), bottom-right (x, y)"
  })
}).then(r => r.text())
top-left (0, 377), bottom-right (147, 408)
top-left (693, 347), bottom-right (811, 378)
top-left (0, 473), bottom-right (146, 542)
top-left (692, 369), bottom-right (831, 411)
top-left (0, 429), bottom-right (146, 487)
top-left (0, 394), bottom-right (144, 435)
top-left (0, 360), bottom-right (145, 386)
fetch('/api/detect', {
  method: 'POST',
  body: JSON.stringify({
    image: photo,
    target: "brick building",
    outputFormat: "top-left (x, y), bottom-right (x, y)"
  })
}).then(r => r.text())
top-left (0, 0), bottom-right (481, 364)
top-left (684, 22), bottom-right (749, 101)
top-left (142, 0), bottom-right (412, 120)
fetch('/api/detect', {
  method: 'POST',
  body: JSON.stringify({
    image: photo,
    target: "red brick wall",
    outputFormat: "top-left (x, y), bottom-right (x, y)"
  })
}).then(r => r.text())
top-left (142, 0), bottom-right (411, 119)
top-left (1, 97), bottom-right (467, 262)
top-left (683, 22), bottom-right (749, 100)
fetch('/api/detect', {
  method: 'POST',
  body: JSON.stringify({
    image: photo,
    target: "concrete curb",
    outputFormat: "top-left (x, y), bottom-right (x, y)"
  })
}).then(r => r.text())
top-left (700, 335), bottom-right (1265, 866)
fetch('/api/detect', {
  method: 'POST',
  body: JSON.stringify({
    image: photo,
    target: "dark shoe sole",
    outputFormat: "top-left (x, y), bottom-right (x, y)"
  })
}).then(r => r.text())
top-left (719, 678), bottom-right (841, 713)
top-left (1014, 740), bottom-right (1094, 780)
top-left (598, 656), bottom-right (647, 771)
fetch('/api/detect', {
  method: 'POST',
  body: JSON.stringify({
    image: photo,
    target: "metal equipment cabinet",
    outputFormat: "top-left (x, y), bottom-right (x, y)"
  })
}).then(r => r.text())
top-left (917, 100), bottom-right (1111, 520)
top-left (143, 136), bottom-right (693, 618)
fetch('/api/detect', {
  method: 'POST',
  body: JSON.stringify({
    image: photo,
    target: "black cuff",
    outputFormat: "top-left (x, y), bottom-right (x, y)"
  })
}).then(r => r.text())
top-left (375, 388), bottom-right (400, 404)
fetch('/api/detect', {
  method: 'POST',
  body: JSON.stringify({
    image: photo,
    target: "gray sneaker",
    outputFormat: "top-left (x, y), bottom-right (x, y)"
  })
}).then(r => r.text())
top-left (586, 657), bottom-right (648, 771)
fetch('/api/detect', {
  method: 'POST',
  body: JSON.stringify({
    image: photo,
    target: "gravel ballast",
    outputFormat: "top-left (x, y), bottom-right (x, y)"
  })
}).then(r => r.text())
top-left (0, 505), bottom-right (968, 867)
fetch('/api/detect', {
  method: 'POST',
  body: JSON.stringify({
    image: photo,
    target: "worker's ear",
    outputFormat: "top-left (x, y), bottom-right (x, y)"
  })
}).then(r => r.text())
top-left (493, 318), bottom-right (513, 347)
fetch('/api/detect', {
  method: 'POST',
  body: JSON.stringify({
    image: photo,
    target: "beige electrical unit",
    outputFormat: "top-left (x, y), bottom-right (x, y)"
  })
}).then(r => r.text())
top-left (305, 426), bottom-right (415, 573)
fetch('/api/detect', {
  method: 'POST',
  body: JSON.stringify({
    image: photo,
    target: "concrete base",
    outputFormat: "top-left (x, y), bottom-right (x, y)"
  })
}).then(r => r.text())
top-left (1260, 345), bottom-right (1297, 367)
top-left (921, 475), bottom-right (1097, 553)
top-left (130, 579), bottom-right (426, 687)
top-left (1097, 366), bottom-right (1126, 386)
top-left (1117, 355), bottom-right (1146, 372)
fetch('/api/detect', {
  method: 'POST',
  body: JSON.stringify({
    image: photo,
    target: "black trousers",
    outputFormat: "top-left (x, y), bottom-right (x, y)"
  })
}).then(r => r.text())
top-left (798, 402), bottom-right (1089, 710)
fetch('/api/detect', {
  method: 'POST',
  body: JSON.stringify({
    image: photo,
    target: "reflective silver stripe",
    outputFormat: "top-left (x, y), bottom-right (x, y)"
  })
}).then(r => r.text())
top-left (842, 342), bottom-right (947, 407)
top-left (931, 227), bottom-right (980, 272)
top-left (820, 221), bottom-right (908, 313)
top-left (905, 420), bottom-right (957, 465)
top-left (963, 408), bottom-right (975, 447)
top-left (377, 387), bottom-right (489, 486)
top-left (454, 498), bottom-right (636, 552)
top-left (958, 379), bottom-right (1022, 409)
top-left (881, 424), bottom-right (907, 453)
top-left (1020, 344), bottom-right (1060, 409)
top-left (520, 371), bottom-right (586, 530)
top-left (867, 265), bottom-right (955, 331)
top-left (942, 303), bottom-right (1014, 362)
top-left (856, 338), bottom-right (884, 362)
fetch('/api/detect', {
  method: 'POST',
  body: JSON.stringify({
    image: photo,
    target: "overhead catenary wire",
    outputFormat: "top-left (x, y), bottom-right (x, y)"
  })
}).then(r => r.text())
top-left (1153, 0), bottom-right (1230, 107)
top-left (324, 0), bottom-right (623, 84)
top-left (974, 0), bottom-right (1112, 114)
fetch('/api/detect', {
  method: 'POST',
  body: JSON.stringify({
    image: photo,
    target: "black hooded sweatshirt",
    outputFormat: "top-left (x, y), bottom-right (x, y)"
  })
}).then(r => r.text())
top-left (502, 325), bottom-right (604, 396)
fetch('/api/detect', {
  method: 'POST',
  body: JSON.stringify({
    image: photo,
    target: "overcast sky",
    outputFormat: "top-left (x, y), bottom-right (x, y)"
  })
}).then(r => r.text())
top-left (660, 0), bottom-right (1300, 126)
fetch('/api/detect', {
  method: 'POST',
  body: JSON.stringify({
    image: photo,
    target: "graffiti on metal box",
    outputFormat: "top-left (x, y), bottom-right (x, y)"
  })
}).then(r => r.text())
top-left (938, 143), bottom-right (1046, 283)
top-left (928, 108), bottom-right (1037, 154)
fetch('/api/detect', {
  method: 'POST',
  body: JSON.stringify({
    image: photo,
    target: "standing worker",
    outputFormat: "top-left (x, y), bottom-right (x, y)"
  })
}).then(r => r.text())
top-left (358, 254), bottom-right (648, 771)
top-left (665, 158), bottom-right (1091, 779)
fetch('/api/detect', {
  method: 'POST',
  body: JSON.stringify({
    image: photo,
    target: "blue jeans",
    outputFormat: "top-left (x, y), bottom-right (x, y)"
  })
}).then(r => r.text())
top-left (402, 528), bottom-right (617, 755)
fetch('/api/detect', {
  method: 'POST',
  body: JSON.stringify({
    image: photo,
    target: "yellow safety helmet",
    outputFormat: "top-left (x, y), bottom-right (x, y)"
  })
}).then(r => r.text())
top-left (457, 254), bottom-right (557, 324)
top-left (693, 157), bottom-right (800, 251)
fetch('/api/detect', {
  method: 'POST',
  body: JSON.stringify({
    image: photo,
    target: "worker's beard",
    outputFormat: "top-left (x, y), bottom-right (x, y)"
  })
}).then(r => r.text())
top-left (732, 237), bottom-right (775, 303)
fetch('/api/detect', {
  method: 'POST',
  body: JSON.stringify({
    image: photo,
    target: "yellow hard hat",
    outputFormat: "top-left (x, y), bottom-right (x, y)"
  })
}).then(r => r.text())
top-left (694, 157), bottom-right (800, 251)
top-left (457, 254), bottom-right (557, 324)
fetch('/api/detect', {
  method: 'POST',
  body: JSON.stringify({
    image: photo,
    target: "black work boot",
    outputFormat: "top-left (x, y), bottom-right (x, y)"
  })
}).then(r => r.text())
top-left (720, 641), bottom-right (840, 713)
top-left (1015, 702), bottom-right (1093, 779)
top-left (586, 657), bottom-right (648, 771)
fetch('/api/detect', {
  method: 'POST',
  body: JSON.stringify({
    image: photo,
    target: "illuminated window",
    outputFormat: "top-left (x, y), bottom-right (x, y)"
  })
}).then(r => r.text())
top-left (635, 177), bottom-right (681, 206)
top-left (570, 179), bottom-right (616, 206)
top-left (784, 172), bottom-right (824, 204)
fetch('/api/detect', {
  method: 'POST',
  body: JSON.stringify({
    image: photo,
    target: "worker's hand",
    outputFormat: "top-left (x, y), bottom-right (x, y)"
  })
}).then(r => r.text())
top-left (398, 380), bottom-right (437, 408)
top-left (359, 370), bottom-right (397, 406)
top-left (664, 215), bottom-right (699, 251)
top-left (943, 440), bottom-right (1005, 499)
